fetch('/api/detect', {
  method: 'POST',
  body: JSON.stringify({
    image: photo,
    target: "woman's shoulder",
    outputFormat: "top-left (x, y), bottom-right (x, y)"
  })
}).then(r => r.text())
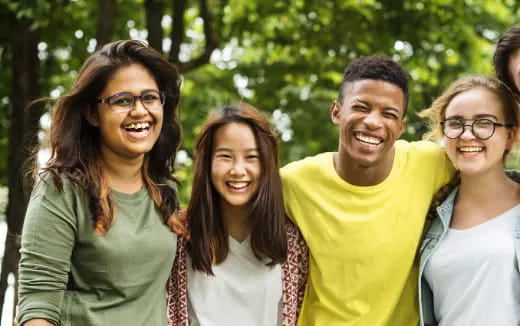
top-left (27, 172), bottom-right (92, 222)
top-left (33, 170), bottom-right (86, 196)
top-left (159, 177), bottom-right (180, 206)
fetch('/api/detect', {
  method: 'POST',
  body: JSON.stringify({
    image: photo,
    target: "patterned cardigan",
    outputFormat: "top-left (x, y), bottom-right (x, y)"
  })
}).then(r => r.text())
top-left (167, 222), bottom-right (309, 326)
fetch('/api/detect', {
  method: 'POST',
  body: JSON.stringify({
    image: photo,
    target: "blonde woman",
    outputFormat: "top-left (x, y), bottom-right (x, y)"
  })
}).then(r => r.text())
top-left (419, 75), bottom-right (520, 326)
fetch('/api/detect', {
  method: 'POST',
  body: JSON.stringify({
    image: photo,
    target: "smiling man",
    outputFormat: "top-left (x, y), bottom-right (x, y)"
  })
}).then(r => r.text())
top-left (281, 56), bottom-right (455, 325)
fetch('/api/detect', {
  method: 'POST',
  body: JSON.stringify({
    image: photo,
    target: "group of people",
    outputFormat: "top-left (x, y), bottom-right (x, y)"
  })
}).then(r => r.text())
top-left (14, 24), bottom-right (520, 326)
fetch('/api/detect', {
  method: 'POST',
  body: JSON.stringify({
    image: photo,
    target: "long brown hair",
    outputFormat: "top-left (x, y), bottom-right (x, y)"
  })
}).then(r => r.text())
top-left (40, 40), bottom-right (182, 234)
top-left (187, 103), bottom-right (287, 274)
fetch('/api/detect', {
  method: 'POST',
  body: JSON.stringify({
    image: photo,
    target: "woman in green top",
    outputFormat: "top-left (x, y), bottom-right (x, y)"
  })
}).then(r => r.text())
top-left (17, 40), bottom-right (181, 326)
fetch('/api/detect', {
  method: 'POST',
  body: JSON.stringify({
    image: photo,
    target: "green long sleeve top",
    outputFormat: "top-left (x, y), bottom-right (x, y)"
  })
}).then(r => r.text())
top-left (18, 176), bottom-right (177, 326)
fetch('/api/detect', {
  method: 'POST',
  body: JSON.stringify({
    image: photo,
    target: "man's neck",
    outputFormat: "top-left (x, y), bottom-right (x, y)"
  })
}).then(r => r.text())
top-left (333, 148), bottom-right (395, 186)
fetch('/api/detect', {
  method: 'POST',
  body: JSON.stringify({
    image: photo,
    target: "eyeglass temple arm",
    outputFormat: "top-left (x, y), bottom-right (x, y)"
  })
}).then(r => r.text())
top-left (89, 99), bottom-right (104, 104)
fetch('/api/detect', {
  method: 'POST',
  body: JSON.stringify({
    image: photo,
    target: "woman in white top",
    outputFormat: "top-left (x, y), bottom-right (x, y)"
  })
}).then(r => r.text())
top-left (167, 103), bottom-right (308, 326)
top-left (418, 75), bottom-right (520, 326)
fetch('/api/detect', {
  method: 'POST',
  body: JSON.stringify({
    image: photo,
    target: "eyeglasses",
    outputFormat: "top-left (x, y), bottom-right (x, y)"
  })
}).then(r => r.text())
top-left (91, 89), bottom-right (166, 114)
top-left (440, 118), bottom-right (512, 140)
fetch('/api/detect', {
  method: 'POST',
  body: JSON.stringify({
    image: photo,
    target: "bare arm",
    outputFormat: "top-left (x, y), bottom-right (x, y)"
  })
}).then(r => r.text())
top-left (22, 319), bottom-right (55, 326)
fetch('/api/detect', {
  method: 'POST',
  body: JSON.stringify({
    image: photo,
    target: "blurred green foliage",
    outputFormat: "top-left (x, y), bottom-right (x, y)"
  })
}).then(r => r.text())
top-left (2, 0), bottom-right (520, 206)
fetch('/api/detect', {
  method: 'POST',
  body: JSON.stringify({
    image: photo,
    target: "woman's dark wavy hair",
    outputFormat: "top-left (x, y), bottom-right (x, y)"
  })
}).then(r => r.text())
top-left (187, 103), bottom-right (287, 274)
top-left (40, 40), bottom-right (181, 234)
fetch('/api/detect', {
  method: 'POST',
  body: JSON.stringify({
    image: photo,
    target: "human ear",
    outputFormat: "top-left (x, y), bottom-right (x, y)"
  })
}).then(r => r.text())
top-left (398, 117), bottom-right (407, 137)
top-left (84, 104), bottom-right (99, 127)
top-left (330, 101), bottom-right (341, 125)
top-left (506, 126), bottom-right (518, 151)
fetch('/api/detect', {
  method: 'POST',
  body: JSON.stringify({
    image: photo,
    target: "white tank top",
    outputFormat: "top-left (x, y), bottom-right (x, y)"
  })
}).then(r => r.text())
top-left (424, 204), bottom-right (520, 326)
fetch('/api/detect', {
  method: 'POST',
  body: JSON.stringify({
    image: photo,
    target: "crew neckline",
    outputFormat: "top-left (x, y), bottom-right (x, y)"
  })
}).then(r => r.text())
top-left (110, 186), bottom-right (148, 201)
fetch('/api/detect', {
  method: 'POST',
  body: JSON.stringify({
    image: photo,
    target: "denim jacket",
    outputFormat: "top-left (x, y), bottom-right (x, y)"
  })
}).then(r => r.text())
top-left (418, 172), bottom-right (520, 326)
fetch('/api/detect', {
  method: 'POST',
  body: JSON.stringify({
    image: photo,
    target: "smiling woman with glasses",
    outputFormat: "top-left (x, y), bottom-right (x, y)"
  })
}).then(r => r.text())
top-left (17, 40), bottom-right (183, 326)
top-left (418, 75), bottom-right (520, 326)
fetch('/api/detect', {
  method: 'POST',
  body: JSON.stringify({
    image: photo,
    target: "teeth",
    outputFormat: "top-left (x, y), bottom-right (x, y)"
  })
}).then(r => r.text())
top-left (125, 122), bottom-right (150, 130)
top-left (355, 133), bottom-right (382, 145)
top-left (459, 146), bottom-right (483, 153)
top-left (227, 181), bottom-right (249, 189)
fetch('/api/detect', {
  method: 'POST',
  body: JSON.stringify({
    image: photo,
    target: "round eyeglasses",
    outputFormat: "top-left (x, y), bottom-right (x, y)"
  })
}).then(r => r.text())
top-left (440, 118), bottom-right (512, 140)
top-left (91, 89), bottom-right (166, 114)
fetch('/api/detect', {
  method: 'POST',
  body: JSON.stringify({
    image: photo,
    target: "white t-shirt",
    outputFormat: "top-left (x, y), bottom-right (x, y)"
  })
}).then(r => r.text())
top-left (424, 204), bottom-right (520, 326)
top-left (187, 236), bottom-right (283, 326)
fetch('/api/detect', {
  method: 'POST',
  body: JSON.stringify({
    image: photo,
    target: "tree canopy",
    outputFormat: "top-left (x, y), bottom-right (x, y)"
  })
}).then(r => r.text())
top-left (3, 0), bottom-right (519, 169)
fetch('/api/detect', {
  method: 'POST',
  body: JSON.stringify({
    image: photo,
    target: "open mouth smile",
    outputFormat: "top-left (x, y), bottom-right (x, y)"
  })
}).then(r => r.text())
top-left (458, 146), bottom-right (483, 154)
top-left (124, 121), bottom-right (151, 132)
top-left (354, 132), bottom-right (383, 146)
top-left (226, 181), bottom-right (250, 190)
top-left (122, 121), bottom-right (152, 139)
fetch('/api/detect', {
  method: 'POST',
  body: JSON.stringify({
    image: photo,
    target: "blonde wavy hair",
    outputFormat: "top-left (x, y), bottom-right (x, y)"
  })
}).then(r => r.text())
top-left (420, 75), bottom-right (520, 152)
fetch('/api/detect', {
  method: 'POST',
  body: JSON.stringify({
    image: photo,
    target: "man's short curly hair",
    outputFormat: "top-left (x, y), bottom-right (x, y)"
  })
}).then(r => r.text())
top-left (494, 24), bottom-right (520, 95)
top-left (338, 56), bottom-right (409, 116)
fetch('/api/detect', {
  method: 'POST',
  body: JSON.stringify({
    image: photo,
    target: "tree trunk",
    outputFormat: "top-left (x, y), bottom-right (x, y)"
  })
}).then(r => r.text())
top-left (0, 13), bottom-right (41, 324)
top-left (145, 0), bottom-right (164, 52)
top-left (96, 0), bottom-right (118, 49)
top-left (170, 0), bottom-right (220, 73)
top-left (170, 0), bottom-right (188, 63)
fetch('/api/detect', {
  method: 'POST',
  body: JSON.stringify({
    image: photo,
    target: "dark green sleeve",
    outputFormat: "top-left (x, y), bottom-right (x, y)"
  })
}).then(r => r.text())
top-left (18, 178), bottom-right (79, 325)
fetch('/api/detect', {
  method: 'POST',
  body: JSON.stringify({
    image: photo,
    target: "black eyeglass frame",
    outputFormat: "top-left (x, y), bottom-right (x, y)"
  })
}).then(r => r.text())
top-left (440, 118), bottom-right (513, 140)
top-left (90, 89), bottom-right (167, 113)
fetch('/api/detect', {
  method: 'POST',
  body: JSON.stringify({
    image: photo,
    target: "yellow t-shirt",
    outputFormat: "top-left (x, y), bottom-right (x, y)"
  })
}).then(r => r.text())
top-left (281, 140), bottom-right (454, 326)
